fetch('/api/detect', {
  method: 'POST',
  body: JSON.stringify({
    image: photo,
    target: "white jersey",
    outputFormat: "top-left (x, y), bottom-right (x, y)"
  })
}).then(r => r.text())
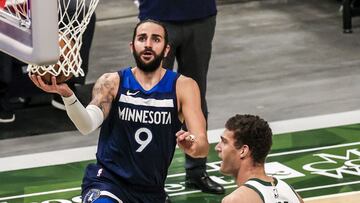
top-left (244, 178), bottom-right (301, 203)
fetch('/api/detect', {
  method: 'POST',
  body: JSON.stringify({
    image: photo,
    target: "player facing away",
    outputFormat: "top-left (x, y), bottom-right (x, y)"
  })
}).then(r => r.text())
top-left (215, 114), bottom-right (304, 203)
top-left (30, 19), bottom-right (209, 203)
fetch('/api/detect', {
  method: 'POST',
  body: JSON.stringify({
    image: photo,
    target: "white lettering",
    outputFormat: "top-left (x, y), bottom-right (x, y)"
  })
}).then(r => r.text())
top-left (128, 108), bottom-right (135, 121)
top-left (119, 107), bottom-right (126, 120)
top-left (303, 149), bottom-right (360, 179)
top-left (143, 110), bottom-right (148, 123)
top-left (154, 112), bottom-right (161, 124)
top-left (148, 111), bottom-right (154, 124)
top-left (135, 109), bottom-right (142, 122)
top-left (125, 108), bottom-right (130, 121)
top-left (118, 107), bottom-right (172, 125)
top-left (164, 112), bottom-right (171, 124)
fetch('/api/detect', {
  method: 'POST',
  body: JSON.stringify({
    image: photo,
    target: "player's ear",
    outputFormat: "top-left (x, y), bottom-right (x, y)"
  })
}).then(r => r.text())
top-left (164, 44), bottom-right (170, 58)
top-left (129, 42), bottom-right (134, 53)
top-left (239, 145), bottom-right (249, 159)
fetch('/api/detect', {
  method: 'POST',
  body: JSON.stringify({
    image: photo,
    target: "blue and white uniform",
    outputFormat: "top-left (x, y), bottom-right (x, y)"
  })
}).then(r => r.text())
top-left (81, 67), bottom-right (182, 203)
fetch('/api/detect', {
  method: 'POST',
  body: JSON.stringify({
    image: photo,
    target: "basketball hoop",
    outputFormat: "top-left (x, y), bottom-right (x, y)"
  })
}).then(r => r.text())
top-left (27, 0), bottom-right (99, 83)
top-left (0, 0), bottom-right (31, 27)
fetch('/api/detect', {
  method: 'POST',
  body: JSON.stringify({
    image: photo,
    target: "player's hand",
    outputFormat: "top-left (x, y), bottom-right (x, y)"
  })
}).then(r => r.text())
top-left (29, 75), bottom-right (73, 97)
top-left (176, 130), bottom-right (196, 154)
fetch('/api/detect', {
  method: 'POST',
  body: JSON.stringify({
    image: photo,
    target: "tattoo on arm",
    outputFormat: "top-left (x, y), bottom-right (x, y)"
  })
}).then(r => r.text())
top-left (90, 74), bottom-right (116, 116)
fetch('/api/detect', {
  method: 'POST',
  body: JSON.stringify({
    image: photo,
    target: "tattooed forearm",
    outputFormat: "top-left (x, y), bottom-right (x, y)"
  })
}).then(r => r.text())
top-left (89, 73), bottom-right (118, 117)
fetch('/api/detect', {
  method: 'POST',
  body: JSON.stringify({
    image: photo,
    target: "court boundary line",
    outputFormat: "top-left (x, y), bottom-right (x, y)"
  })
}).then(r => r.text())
top-left (303, 190), bottom-right (360, 201)
top-left (268, 141), bottom-right (360, 157)
top-left (296, 180), bottom-right (360, 192)
top-left (1, 109), bottom-right (360, 172)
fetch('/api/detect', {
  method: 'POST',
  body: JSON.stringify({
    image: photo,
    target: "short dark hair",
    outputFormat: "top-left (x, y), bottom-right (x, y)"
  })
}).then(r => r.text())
top-left (225, 114), bottom-right (272, 164)
top-left (132, 19), bottom-right (169, 46)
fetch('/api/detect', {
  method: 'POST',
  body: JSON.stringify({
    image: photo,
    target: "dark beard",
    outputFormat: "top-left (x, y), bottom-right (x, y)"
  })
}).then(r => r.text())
top-left (133, 48), bottom-right (165, 73)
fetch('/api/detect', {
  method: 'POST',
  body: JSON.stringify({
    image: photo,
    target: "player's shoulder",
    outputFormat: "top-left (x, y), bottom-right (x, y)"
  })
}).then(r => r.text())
top-left (96, 72), bottom-right (120, 85)
top-left (222, 186), bottom-right (263, 203)
top-left (95, 72), bottom-right (120, 95)
top-left (176, 75), bottom-right (199, 99)
top-left (222, 189), bottom-right (244, 203)
top-left (177, 74), bottom-right (198, 88)
top-left (99, 72), bottom-right (119, 81)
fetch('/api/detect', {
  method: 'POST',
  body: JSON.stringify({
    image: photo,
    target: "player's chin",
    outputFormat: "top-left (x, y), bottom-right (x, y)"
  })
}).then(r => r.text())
top-left (219, 165), bottom-right (230, 175)
top-left (219, 167), bottom-right (226, 175)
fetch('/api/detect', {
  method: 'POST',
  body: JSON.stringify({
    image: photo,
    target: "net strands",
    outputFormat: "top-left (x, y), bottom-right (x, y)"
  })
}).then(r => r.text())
top-left (27, 0), bottom-right (98, 81)
top-left (0, 0), bottom-right (30, 28)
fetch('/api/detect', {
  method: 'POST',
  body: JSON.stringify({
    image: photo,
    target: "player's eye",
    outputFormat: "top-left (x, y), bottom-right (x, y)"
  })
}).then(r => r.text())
top-left (137, 36), bottom-right (146, 41)
top-left (220, 137), bottom-right (226, 144)
top-left (151, 36), bottom-right (161, 43)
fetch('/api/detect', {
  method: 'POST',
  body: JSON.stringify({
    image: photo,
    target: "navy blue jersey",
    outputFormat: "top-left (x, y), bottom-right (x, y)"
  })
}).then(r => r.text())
top-left (96, 67), bottom-right (182, 190)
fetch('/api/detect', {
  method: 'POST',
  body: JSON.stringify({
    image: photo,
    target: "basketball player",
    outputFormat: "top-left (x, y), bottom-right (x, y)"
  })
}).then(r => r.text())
top-left (30, 19), bottom-right (209, 203)
top-left (215, 114), bottom-right (304, 203)
top-left (137, 1), bottom-right (223, 197)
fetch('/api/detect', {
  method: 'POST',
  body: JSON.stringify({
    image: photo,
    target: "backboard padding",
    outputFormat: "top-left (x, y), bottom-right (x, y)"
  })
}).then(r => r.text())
top-left (0, 0), bottom-right (59, 65)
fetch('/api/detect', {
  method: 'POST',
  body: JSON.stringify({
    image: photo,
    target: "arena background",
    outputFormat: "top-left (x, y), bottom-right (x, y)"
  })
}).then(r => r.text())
top-left (1, 0), bottom-right (360, 202)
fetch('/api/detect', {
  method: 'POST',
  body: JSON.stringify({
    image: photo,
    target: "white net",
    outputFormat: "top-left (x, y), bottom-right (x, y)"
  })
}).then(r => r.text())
top-left (27, 0), bottom-right (99, 81)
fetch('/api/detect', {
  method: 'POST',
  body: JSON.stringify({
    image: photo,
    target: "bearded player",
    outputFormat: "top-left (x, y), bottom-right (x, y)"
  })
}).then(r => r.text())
top-left (30, 19), bottom-right (210, 203)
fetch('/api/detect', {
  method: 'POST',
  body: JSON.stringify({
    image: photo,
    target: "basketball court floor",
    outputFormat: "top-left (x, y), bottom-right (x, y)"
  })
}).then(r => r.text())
top-left (1, 0), bottom-right (360, 202)
top-left (1, 113), bottom-right (360, 202)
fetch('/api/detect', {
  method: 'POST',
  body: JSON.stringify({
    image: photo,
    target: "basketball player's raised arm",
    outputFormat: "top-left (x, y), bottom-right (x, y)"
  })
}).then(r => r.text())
top-left (59, 72), bottom-right (119, 135)
top-left (61, 72), bottom-right (118, 135)
top-left (63, 73), bottom-right (120, 135)
top-left (30, 73), bottom-right (118, 135)
top-left (176, 76), bottom-right (209, 158)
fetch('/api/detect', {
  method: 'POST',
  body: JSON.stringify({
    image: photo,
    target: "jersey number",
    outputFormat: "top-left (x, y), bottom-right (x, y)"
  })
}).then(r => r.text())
top-left (135, 127), bottom-right (153, 152)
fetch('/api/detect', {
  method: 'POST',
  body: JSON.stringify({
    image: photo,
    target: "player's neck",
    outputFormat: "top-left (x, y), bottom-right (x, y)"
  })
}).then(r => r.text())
top-left (132, 66), bottom-right (166, 90)
top-left (236, 163), bottom-right (271, 186)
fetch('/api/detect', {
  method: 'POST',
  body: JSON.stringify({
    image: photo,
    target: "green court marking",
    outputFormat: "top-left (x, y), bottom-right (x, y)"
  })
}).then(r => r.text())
top-left (1, 124), bottom-right (360, 203)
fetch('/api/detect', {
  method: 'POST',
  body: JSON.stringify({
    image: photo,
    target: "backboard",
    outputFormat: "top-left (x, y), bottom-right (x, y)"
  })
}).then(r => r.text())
top-left (0, 0), bottom-right (59, 65)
